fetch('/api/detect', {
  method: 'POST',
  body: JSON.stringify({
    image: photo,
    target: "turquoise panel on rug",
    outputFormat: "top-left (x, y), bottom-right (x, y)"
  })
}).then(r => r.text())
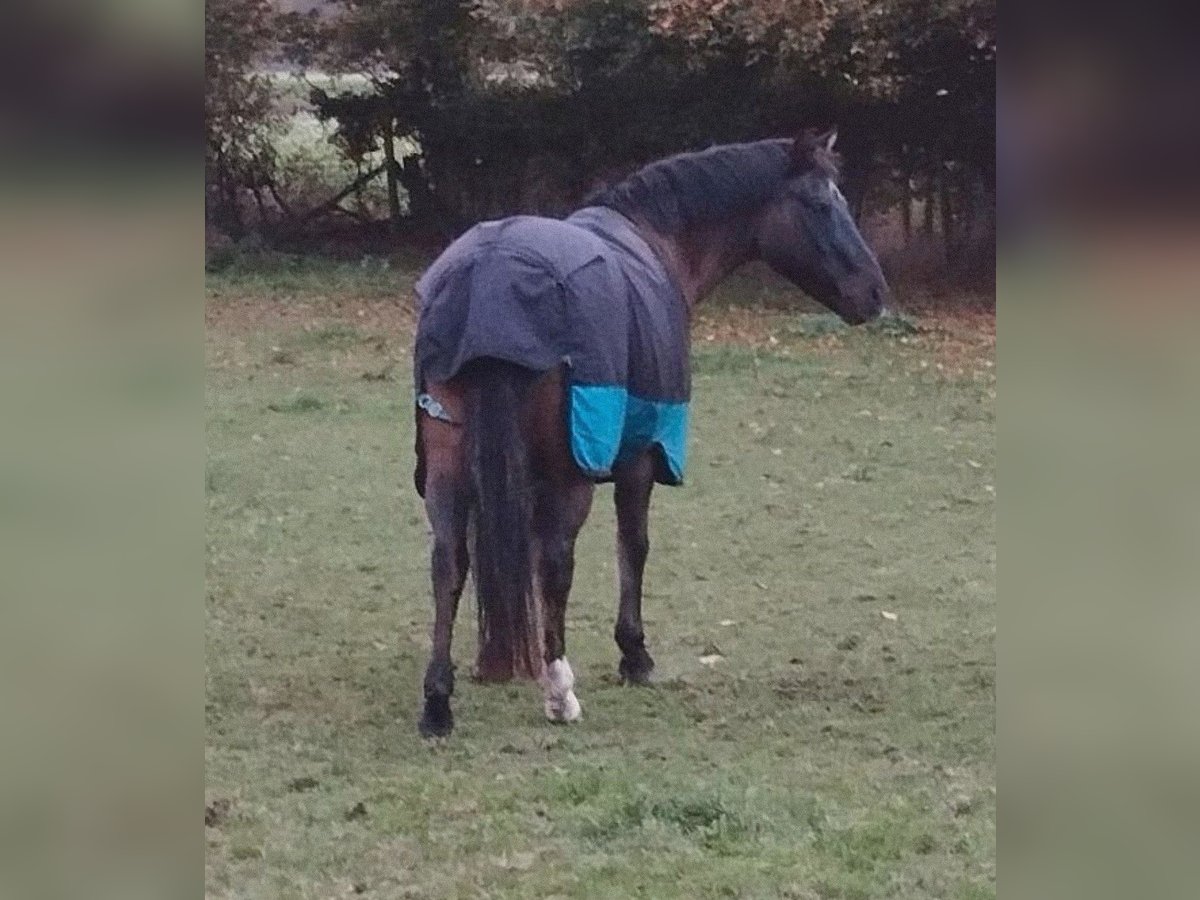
top-left (569, 383), bottom-right (688, 484)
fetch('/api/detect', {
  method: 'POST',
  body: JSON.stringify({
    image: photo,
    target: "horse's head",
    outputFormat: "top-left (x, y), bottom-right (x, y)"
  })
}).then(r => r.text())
top-left (757, 129), bottom-right (889, 324)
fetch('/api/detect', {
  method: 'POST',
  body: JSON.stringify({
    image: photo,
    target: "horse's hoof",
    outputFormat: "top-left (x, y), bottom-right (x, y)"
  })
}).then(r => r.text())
top-left (418, 712), bottom-right (453, 738)
top-left (418, 696), bottom-right (453, 738)
top-left (545, 690), bottom-right (582, 723)
top-left (542, 658), bottom-right (583, 723)
top-left (619, 652), bottom-right (656, 686)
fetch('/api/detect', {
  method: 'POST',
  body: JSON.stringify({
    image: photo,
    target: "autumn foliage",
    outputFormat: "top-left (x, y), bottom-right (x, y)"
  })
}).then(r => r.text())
top-left (206, 0), bottom-right (994, 278)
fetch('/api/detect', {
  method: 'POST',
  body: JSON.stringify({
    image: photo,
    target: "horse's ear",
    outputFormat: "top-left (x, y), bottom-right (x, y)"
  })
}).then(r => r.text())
top-left (791, 127), bottom-right (837, 170)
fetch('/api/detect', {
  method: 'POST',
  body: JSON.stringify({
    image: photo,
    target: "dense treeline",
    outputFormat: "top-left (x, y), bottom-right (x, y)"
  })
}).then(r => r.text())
top-left (206, 0), bottom-right (994, 280)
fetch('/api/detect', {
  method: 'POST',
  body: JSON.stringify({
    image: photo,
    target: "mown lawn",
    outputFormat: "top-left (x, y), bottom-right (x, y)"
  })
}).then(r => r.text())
top-left (205, 264), bottom-right (994, 899)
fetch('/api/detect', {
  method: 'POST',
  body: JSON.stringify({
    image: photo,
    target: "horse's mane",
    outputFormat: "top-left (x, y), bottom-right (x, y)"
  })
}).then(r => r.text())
top-left (586, 137), bottom-right (839, 234)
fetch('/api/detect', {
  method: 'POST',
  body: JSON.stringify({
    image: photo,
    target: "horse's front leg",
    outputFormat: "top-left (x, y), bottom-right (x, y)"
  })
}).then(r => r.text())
top-left (613, 451), bottom-right (656, 684)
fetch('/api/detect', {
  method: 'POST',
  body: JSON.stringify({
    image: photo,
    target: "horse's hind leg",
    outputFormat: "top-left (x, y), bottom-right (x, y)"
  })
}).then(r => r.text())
top-left (523, 369), bottom-right (594, 721)
top-left (614, 450), bottom-right (657, 684)
top-left (418, 398), bottom-right (470, 737)
top-left (419, 475), bottom-right (468, 737)
top-left (533, 477), bottom-right (593, 722)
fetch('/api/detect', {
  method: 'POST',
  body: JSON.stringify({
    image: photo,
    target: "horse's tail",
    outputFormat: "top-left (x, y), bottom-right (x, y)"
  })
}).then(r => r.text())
top-left (465, 359), bottom-right (543, 681)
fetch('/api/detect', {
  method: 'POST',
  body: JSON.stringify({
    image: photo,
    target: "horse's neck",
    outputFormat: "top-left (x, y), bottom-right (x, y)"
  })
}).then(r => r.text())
top-left (635, 217), bottom-right (759, 309)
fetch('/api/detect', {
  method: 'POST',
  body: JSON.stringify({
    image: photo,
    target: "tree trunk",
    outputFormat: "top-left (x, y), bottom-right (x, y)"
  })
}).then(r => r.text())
top-left (225, 181), bottom-right (243, 238)
top-left (353, 161), bottom-right (366, 218)
top-left (957, 167), bottom-right (975, 251)
top-left (922, 178), bottom-right (935, 237)
top-left (382, 118), bottom-right (402, 231)
top-left (938, 169), bottom-right (955, 264)
top-left (964, 171), bottom-right (996, 282)
top-left (215, 152), bottom-right (244, 238)
top-left (267, 181), bottom-right (294, 221)
top-left (252, 186), bottom-right (269, 228)
top-left (287, 164), bottom-right (387, 232)
top-left (900, 177), bottom-right (912, 243)
top-left (398, 153), bottom-right (459, 235)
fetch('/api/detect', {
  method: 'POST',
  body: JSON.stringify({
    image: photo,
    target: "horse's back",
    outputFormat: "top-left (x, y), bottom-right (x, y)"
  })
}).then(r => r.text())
top-left (413, 207), bottom-right (690, 488)
top-left (414, 215), bottom-right (613, 387)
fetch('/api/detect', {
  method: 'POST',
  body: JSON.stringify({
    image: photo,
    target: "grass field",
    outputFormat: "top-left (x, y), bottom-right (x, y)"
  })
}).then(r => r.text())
top-left (205, 262), bottom-right (994, 899)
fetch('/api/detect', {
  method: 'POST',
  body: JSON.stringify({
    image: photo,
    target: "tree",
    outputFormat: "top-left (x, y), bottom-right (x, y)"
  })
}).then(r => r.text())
top-left (242, 0), bottom-right (995, 277)
top-left (205, 0), bottom-right (278, 235)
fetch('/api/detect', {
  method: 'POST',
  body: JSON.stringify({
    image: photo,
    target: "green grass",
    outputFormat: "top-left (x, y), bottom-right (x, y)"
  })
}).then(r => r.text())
top-left (205, 251), bottom-right (424, 298)
top-left (205, 274), bottom-right (994, 898)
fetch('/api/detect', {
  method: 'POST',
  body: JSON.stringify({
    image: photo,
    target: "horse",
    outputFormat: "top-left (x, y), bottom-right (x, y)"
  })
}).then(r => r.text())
top-left (412, 129), bottom-right (889, 737)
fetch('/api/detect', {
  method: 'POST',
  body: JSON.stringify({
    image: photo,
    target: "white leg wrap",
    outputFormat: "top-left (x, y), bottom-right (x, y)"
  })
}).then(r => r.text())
top-left (542, 658), bottom-right (582, 723)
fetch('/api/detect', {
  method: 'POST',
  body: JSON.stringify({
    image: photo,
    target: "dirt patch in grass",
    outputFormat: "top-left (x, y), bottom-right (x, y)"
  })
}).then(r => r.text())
top-left (205, 292), bottom-right (417, 338)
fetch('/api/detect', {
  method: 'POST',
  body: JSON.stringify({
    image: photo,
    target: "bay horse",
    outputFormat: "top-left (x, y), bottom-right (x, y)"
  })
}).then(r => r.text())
top-left (413, 130), bottom-right (888, 736)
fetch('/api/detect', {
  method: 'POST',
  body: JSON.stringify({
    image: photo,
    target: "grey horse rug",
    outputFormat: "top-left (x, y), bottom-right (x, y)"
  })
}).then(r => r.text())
top-left (414, 205), bottom-right (690, 486)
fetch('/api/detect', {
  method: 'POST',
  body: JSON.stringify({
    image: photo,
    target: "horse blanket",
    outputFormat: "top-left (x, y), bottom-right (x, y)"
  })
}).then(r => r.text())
top-left (414, 205), bottom-right (690, 485)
